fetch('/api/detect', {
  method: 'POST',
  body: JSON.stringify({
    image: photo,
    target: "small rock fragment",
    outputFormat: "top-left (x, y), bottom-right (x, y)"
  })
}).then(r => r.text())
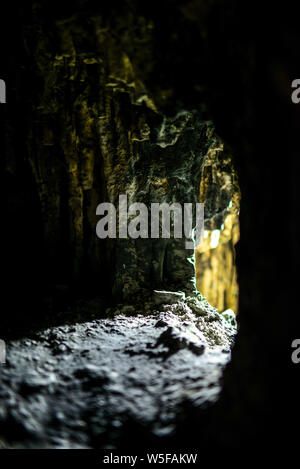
top-left (153, 290), bottom-right (185, 306)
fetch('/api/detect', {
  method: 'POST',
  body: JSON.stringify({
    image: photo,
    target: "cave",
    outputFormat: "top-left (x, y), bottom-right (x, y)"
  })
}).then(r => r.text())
top-left (0, 0), bottom-right (296, 459)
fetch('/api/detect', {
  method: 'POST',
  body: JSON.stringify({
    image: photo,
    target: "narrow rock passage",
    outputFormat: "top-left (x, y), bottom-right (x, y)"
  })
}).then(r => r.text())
top-left (0, 297), bottom-right (236, 448)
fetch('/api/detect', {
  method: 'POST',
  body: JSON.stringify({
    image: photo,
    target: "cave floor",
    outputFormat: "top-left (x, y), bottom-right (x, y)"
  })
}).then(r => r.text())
top-left (0, 297), bottom-right (235, 448)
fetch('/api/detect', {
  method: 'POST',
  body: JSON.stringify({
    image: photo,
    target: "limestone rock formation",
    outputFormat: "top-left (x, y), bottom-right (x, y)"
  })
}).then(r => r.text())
top-left (8, 4), bottom-right (240, 310)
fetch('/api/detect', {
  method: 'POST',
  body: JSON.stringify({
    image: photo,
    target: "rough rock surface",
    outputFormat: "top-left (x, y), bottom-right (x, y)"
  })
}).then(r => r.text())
top-left (4, 2), bottom-right (240, 314)
top-left (153, 290), bottom-right (186, 305)
top-left (0, 296), bottom-right (235, 448)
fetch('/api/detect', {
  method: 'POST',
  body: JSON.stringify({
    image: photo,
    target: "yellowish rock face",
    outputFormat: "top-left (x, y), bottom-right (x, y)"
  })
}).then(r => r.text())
top-left (195, 143), bottom-right (240, 313)
top-left (195, 232), bottom-right (239, 314)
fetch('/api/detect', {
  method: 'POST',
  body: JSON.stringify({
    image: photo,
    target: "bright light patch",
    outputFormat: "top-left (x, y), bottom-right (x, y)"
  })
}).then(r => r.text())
top-left (210, 229), bottom-right (220, 249)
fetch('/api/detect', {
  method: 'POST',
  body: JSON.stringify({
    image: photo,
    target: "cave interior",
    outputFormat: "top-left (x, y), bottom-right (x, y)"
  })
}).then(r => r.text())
top-left (0, 0), bottom-right (296, 454)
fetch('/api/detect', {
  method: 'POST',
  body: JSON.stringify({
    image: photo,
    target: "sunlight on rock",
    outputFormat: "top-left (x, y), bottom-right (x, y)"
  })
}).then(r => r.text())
top-left (210, 229), bottom-right (220, 249)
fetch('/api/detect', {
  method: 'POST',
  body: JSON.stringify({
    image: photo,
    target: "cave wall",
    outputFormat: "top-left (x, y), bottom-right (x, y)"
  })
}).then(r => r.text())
top-left (192, 0), bottom-right (294, 450)
top-left (196, 138), bottom-right (240, 311)
top-left (3, 0), bottom-right (239, 308)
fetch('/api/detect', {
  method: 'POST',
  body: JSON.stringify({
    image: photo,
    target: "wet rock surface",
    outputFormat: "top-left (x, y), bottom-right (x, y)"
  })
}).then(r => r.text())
top-left (0, 297), bottom-right (236, 448)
